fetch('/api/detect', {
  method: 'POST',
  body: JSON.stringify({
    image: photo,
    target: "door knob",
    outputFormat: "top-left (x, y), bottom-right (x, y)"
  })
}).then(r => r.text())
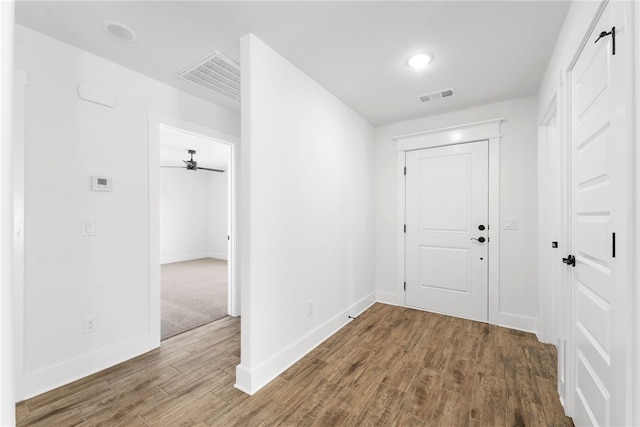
top-left (562, 254), bottom-right (576, 267)
top-left (478, 225), bottom-right (486, 231)
top-left (471, 237), bottom-right (486, 243)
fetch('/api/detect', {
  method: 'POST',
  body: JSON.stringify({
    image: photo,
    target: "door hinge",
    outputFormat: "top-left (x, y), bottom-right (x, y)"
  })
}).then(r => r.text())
top-left (404, 167), bottom-right (406, 176)
top-left (404, 282), bottom-right (406, 291)
top-left (404, 224), bottom-right (406, 233)
top-left (612, 232), bottom-right (616, 258)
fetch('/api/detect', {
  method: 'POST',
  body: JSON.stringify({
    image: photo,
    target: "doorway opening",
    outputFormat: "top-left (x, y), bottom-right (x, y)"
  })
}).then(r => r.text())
top-left (147, 111), bottom-right (239, 346)
top-left (159, 126), bottom-right (231, 340)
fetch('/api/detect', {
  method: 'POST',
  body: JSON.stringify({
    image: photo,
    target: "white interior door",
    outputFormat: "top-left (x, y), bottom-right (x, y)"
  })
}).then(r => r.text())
top-left (405, 141), bottom-right (488, 321)
top-left (569, 2), bottom-right (632, 425)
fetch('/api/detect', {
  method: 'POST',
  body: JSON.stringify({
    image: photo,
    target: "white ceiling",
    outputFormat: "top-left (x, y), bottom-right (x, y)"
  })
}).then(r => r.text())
top-left (15, 1), bottom-right (570, 126)
top-left (159, 126), bottom-right (229, 171)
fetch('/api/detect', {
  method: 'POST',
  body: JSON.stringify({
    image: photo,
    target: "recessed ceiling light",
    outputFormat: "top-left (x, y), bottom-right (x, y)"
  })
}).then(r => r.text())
top-left (102, 20), bottom-right (138, 43)
top-left (406, 53), bottom-right (433, 70)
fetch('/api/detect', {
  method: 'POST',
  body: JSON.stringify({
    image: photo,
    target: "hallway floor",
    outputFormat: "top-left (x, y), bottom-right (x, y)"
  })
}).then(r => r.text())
top-left (16, 303), bottom-right (572, 426)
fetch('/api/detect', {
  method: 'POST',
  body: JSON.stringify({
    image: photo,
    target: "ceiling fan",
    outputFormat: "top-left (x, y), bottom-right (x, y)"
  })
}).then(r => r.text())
top-left (161, 149), bottom-right (225, 172)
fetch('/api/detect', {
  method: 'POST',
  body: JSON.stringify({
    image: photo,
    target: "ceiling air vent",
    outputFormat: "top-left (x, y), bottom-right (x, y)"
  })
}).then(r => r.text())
top-left (418, 88), bottom-right (454, 103)
top-left (177, 51), bottom-right (240, 102)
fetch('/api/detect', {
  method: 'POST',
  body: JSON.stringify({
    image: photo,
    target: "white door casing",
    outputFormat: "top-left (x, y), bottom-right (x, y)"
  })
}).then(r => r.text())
top-left (539, 97), bottom-right (570, 408)
top-left (405, 141), bottom-right (489, 321)
top-left (538, 99), bottom-right (561, 345)
top-left (568, 2), bottom-right (633, 425)
top-left (12, 68), bottom-right (27, 401)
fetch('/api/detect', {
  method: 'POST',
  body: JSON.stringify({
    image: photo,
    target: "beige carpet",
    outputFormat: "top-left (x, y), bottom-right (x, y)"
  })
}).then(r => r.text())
top-left (161, 258), bottom-right (228, 340)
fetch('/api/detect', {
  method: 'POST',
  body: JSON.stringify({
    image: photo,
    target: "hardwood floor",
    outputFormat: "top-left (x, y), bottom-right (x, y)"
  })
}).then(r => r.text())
top-left (16, 304), bottom-right (573, 426)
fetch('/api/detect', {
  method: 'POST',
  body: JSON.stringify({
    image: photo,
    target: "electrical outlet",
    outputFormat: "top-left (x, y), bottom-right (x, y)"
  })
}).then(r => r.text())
top-left (85, 316), bottom-right (97, 333)
top-left (307, 300), bottom-right (313, 316)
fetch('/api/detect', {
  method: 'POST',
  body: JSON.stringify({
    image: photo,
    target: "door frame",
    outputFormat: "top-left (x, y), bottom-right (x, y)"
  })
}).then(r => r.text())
top-left (395, 118), bottom-right (515, 327)
top-left (539, 93), bottom-right (573, 412)
top-left (537, 95), bottom-right (561, 346)
top-left (12, 68), bottom-right (27, 402)
top-left (147, 111), bottom-right (240, 346)
top-left (635, 2), bottom-right (640, 424)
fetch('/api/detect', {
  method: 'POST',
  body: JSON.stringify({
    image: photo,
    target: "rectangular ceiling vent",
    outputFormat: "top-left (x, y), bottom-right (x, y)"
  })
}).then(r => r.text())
top-left (418, 88), bottom-right (454, 103)
top-left (177, 51), bottom-right (240, 102)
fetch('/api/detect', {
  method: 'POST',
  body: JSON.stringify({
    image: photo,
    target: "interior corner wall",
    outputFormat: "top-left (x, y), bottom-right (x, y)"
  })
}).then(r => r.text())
top-left (159, 168), bottom-right (228, 264)
top-left (237, 34), bottom-right (376, 394)
top-left (374, 95), bottom-right (539, 332)
top-left (14, 24), bottom-right (240, 399)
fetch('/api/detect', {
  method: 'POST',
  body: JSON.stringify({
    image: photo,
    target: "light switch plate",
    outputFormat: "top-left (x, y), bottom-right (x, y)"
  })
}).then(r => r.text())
top-left (504, 218), bottom-right (518, 230)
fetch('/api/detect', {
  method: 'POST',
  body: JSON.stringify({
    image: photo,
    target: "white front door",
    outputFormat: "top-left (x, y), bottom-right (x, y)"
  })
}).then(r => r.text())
top-left (568, 2), bottom-right (632, 425)
top-left (405, 141), bottom-right (488, 321)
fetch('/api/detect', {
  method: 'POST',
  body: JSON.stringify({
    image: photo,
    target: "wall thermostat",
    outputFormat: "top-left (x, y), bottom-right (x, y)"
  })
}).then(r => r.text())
top-left (91, 176), bottom-right (113, 192)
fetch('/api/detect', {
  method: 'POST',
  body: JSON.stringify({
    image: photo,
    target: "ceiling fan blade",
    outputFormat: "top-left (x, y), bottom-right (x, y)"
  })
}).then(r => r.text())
top-left (160, 165), bottom-right (186, 168)
top-left (197, 167), bottom-right (226, 173)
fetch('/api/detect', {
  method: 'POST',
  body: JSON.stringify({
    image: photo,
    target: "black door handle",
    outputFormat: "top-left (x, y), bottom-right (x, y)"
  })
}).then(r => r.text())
top-left (562, 255), bottom-right (576, 267)
top-left (471, 237), bottom-right (486, 243)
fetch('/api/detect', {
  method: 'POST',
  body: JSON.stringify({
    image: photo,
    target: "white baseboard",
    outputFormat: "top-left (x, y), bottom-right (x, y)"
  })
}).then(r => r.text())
top-left (160, 252), bottom-right (227, 264)
top-left (208, 252), bottom-right (228, 261)
top-left (376, 291), bottom-right (401, 306)
top-left (234, 365), bottom-right (253, 395)
top-left (493, 311), bottom-right (538, 334)
top-left (535, 326), bottom-right (555, 346)
top-left (22, 333), bottom-right (158, 400)
top-left (234, 292), bottom-right (376, 395)
top-left (379, 291), bottom-right (539, 336)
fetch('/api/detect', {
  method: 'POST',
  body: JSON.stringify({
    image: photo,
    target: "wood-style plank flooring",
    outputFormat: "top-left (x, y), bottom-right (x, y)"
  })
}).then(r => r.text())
top-left (16, 303), bottom-right (573, 426)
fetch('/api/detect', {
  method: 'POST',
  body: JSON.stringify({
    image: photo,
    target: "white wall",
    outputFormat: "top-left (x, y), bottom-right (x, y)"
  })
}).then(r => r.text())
top-left (207, 170), bottom-right (228, 259)
top-left (237, 34), bottom-right (376, 394)
top-left (374, 95), bottom-right (539, 332)
top-left (0, 1), bottom-right (15, 424)
top-left (14, 25), bottom-right (239, 399)
top-left (160, 168), bottom-right (228, 264)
